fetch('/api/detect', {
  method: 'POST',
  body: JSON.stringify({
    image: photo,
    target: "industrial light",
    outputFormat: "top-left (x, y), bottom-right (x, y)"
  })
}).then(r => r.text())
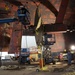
top-left (70, 45), bottom-right (75, 50)
top-left (66, 29), bottom-right (70, 32)
top-left (70, 30), bottom-right (73, 33)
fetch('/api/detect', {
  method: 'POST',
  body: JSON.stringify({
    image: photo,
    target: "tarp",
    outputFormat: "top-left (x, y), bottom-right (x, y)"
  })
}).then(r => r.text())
top-left (34, 6), bottom-right (44, 46)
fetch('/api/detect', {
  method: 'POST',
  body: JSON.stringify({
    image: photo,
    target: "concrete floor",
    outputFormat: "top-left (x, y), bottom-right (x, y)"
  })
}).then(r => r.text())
top-left (0, 69), bottom-right (65, 75)
top-left (0, 67), bottom-right (74, 75)
top-left (0, 61), bottom-right (75, 75)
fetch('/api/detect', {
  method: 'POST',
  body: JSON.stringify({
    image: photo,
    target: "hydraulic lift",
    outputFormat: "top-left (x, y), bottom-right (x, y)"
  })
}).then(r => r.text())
top-left (0, 6), bottom-right (30, 65)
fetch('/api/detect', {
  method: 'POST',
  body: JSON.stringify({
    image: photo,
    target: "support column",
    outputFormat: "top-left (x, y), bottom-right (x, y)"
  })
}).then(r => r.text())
top-left (9, 22), bottom-right (23, 54)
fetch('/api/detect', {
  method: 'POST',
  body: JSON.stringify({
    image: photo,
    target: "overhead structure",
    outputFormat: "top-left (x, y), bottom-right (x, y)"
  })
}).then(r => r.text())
top-left (38, 0), bottom-right (58, 17)
top-left (0, 0), bottom-right (70, 53)
top-left (3, 0), bottom-right (23, 6)
top-left (0, 0), bottom-right (69, 33)
top-left (55, 0), bottom-right (69, 23)
top-left (44, 0), bottom-right (69, 33)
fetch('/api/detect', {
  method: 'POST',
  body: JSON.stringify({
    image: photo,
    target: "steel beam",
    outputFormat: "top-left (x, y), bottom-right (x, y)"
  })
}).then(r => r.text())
top-left (3, 0), bottom-right (22, 6)
top-left (44, 23), bottom-right (67, 33)
top-left (55, 0), bottom-right (69, 23)
top-left (38, 0), bottom-right (58, 16)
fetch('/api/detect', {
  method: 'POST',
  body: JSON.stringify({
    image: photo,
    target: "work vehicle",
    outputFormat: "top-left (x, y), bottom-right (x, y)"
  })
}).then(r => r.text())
top-left (19, 48), bottom-right (30, 64)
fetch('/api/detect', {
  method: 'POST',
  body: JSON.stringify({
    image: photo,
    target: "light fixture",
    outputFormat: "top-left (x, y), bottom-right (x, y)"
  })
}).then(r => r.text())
top-left (70, 30), bottom-right (73, 33)
top-left (70, 45), bottom-right (75, 50)
top-left (66, 29), bottom-right (70, 32)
